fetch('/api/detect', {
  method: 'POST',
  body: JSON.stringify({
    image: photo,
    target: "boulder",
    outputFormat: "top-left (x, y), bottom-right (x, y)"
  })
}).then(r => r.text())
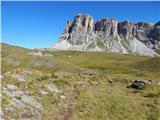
top-left (128, 80), bottom-right (152, 90)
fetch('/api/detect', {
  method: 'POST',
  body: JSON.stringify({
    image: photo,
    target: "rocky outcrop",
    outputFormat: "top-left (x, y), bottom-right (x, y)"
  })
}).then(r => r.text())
top-left (54, 14), bottom-right (160, 56)
top-left (60, 14), bottom-right (95, 45)
top-left (2, 84), bottom-right (43, 120)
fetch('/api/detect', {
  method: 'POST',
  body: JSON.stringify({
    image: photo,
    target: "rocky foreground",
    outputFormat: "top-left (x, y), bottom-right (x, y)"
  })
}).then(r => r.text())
top-left (54, 14), bottom-right (160, 56)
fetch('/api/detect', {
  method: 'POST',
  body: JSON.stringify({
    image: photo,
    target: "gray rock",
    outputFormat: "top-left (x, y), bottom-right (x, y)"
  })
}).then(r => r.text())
top-left (19, 109), bottom-right (42, 120)
top-left (29, 51), bottom-right (52, 57)
top-left (5, 70), bottom-right (32, 81)
top-left (2, 84), bottom-right (24, 98)
top-left (107, 78), bottom-right (113, 84)
top-left (0, 74), bottom-right (4, 79)
top-left (2, 84), bottom-right (43, 120)
top-left (21, 95), bottom-right (43, 111)
top-left (45, 83), bottom-right (60, 94)
top-left (128, 80), bottom-right (152, 90)
top-left (39, 90), bottom-right (48, 95)
top-left (0, 94), bottom-right (3, 102)
top-left (141, 80), bottom-right (152, 84)
top-left (80, 69), bottom-right (96, 77)
top-left (0, 107), bottom-right (5, 120)
top-left (58, 95), bottom-right (66, 100)
top-left (67, 55), bottom-right (71, 58)
top-left (12, 71), bottom-right (32, 81)
top-left (5, 98), bottom-right (26, 112)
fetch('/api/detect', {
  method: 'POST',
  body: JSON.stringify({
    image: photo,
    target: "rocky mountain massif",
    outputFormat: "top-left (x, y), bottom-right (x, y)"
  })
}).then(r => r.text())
top-left (54, 14), bottom-right (160, 56)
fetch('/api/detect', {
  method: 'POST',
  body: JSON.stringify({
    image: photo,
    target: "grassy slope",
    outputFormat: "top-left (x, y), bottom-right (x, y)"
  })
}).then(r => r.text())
top-left (1, 43), bottom-right (160, 120)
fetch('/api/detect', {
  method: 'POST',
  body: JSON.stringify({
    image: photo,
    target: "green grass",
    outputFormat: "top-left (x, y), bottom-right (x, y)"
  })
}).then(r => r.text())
top-left (132, 57), bottom-right (160, 72)
top-left (1, 43), bottom-right (160, 120)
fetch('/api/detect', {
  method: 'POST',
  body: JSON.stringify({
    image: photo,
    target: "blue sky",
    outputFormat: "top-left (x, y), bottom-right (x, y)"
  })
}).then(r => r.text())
top-left (2, 1), bottom-right (160, 48)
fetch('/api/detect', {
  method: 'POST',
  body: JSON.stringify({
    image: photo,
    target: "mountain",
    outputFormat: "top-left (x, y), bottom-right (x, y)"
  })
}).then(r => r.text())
top-left (53, 14), bottom-right (160, 56)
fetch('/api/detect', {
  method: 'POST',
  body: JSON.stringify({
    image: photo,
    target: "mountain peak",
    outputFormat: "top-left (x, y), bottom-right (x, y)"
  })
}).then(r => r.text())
top-left (54, 14), bottom-right (160, 56)
top-left (75, 13), bottom-right (92, 17)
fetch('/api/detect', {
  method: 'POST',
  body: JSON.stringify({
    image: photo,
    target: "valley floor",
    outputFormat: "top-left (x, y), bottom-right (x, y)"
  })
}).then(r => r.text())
top-left (1, 43), bottom-right (160, 120)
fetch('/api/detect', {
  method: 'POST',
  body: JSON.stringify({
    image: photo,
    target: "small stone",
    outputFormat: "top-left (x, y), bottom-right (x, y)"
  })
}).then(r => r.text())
top-left (0, 74), bottom-right (4, 79)
top-left (45, 83), bottom-right (59, 94)
top-left (67, 55), bottom-right (71, 58)
top-left (39, 90), bottom-right (48, 95)
top-left (58, 95), bottom-right (66, 100)
top-left (107, 79), bottom-right (113, 83)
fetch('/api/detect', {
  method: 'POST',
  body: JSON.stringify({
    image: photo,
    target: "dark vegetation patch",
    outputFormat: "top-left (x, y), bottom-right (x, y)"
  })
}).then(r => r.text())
top-left (132, 57), bottom-right (160, 72)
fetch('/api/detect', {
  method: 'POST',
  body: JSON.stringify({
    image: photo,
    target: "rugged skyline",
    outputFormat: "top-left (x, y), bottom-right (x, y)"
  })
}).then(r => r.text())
top-left (54, 14), bottom-right (160, 56)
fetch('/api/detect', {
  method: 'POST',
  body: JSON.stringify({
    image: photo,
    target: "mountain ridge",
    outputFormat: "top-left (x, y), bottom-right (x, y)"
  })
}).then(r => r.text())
top-left (53, 14), bottom-right (160, 56)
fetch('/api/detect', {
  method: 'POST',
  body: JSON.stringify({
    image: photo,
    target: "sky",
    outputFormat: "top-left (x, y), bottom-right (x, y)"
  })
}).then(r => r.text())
top-left (2, 1), bottom-right (160, 48)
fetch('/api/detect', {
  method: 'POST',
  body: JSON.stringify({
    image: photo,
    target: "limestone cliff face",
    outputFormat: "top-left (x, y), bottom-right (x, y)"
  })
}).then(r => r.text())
top-left (135, 22), bottom-right (153, 42)
top-left (148, 21), bottom-right (160, 41)
top-left (60, 14), bottom-right (95, 45)
top-left (118, 20), bottom-right (136, 39)
top-left (95, 18), bottom-right (118, 38)
top-left (147, 21), bottom-right (160, 53)
top-left (56, 14), bottom-right (160, 56)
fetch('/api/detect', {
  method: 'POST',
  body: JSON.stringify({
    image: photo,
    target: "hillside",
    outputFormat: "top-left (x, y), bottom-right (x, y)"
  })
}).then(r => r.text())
top-left (1, 43), bottom-right (160, 120)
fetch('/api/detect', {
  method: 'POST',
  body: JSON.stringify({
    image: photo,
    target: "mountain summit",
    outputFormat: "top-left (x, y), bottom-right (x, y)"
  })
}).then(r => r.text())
top-left (53, 14), bottom-right (160, 56)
